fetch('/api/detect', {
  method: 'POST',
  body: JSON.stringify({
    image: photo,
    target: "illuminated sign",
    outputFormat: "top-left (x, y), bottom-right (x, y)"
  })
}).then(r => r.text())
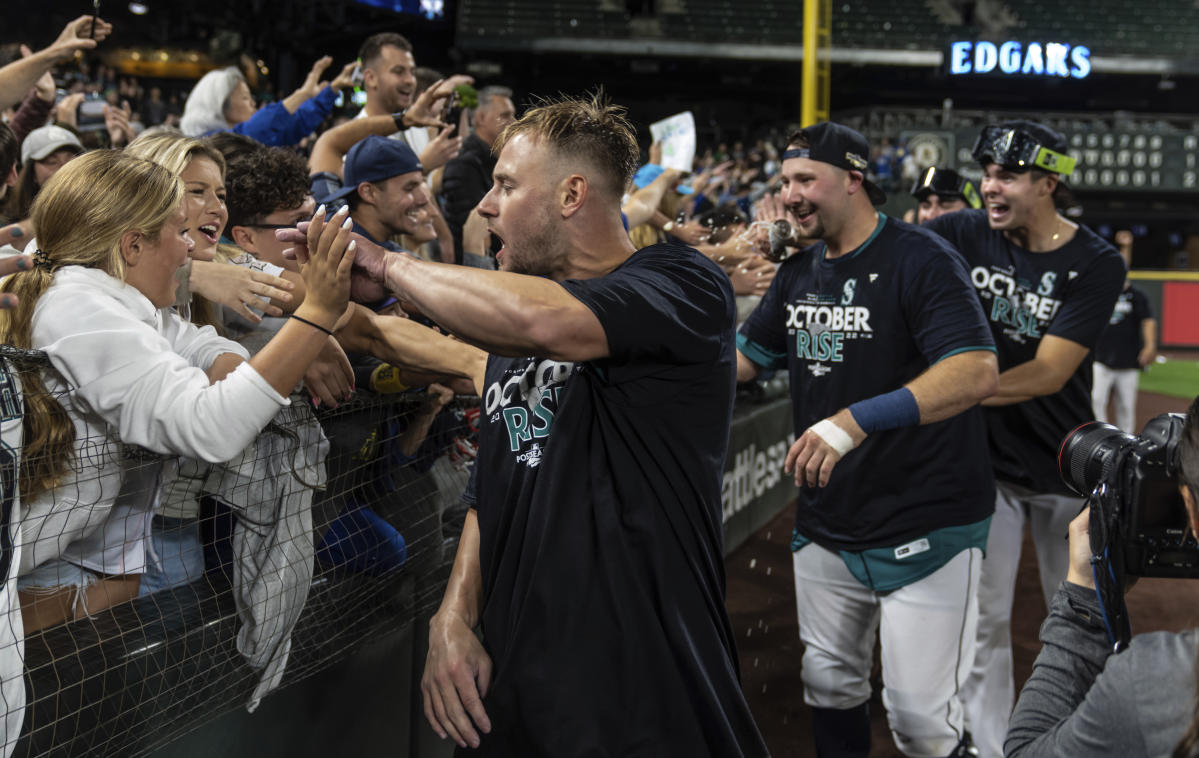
top-left (948, 41), bottom-right (1091, 79)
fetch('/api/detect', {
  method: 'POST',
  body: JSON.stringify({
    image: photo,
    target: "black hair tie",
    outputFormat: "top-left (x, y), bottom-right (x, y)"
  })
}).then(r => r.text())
top-left (32, 248), bottom-right (52, 272)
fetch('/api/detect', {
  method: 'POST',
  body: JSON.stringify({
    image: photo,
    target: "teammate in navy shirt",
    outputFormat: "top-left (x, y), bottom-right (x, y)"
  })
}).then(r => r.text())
top-left (737, 123), bottom-right (999, 758)
top-left (298, 95), bottom-right (767, 757)
top-left (1092, 229), bottom-right (1157, 432)
top-left (925, 120), bottom-right (1126, 758)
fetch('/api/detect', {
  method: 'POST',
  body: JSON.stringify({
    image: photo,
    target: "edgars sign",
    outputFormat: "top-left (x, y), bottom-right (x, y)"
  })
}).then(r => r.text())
top-left (948, 41), bottom-right (1091, 79)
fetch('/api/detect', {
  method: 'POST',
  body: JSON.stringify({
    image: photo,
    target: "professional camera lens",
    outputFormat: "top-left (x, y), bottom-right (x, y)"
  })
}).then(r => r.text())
top-left (1058, 421), bottom-right (1136, 496)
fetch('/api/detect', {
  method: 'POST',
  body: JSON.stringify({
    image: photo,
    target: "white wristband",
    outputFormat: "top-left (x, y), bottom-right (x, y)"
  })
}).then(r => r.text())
top-left (808, 419), bottom-right (854, 457)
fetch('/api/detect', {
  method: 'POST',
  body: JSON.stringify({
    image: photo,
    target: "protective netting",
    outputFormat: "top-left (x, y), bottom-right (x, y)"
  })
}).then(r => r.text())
top-left (0, 346), bottom-right (474, 757)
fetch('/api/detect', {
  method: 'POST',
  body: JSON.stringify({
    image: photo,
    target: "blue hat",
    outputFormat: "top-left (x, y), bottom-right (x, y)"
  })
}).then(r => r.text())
top-left (323, 135), bottom-right (424, 204)
top-left (632, 163), bottom-right (693, 195)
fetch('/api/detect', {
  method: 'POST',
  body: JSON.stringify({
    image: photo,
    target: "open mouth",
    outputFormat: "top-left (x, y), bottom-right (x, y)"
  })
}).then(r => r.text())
top-left (987, 202), bottom-right (1011, 224)
top-left (791, 206), bottom-right (817, 226)
top-left (491, 229), bottom-right (506, 262)
top-left (197, 224), bottom-right (220, 245)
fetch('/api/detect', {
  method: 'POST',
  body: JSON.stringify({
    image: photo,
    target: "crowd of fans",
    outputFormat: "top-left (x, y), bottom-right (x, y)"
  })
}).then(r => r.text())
top-left (0, 10), bottom-right (1191, 758)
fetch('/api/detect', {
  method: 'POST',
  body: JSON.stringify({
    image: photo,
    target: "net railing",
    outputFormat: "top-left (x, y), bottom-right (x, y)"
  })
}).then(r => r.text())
top-left (0, 347), bottom-right (474, 758)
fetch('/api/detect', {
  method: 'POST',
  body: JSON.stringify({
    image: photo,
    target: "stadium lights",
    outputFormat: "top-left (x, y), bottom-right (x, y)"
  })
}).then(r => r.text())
top-left (128, 2), bottom-right (148, 14)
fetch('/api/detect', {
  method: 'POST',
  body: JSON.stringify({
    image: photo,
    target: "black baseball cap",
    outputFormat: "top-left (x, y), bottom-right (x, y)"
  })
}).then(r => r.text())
top-left (782, 122), bottom-right (887, 205)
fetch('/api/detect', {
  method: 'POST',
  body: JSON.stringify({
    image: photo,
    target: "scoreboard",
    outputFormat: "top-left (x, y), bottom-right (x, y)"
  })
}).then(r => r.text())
top-left (900, 128), bottom-right (1199, 193)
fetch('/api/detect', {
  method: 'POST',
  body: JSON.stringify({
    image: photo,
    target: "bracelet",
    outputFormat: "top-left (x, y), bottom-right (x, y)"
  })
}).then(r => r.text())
top-left (849, 387), bottom-right (920, 434)
top-left (808, 419), bottom-right (855, 456)
top-left (290, 314), bottom-right (334, 337)
top-left (662, 221), bottom-right (676, 232)
top-left (391, 109), bottom-right (409, 131)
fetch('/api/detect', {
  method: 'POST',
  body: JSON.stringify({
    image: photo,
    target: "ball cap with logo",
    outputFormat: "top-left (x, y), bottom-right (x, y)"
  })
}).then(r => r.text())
top-left (322, 134), bottom-right (424, 205)
top-left (783, 122), bottom-right (888, 206)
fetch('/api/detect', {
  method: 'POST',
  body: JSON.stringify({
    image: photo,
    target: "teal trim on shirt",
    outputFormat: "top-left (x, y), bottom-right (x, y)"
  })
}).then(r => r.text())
top-left (818, 211), bottom-right (888, 263)
top-left (791, 515), bottom-right (992, 593)
top-left (736, 332), bottom-right (786, 370)
top-left (936, 345), bottom-right (999, 363)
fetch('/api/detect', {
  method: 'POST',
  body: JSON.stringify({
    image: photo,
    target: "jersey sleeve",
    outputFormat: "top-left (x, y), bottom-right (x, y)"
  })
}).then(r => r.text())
top-left (560, 247), bottom-right (733, 366)
top-left (902, 244), bottom-right (996, 364)
top-left (736, 261), bottom-right (791, 371)
top-left (1045, 250), bottom-right (1127, 349)
top-left (1132, 287), bottom-right (1154, 321)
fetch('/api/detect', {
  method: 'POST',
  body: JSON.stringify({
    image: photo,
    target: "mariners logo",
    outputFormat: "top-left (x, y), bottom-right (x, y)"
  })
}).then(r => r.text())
top-left (841, 278), bottom-right (857, 306)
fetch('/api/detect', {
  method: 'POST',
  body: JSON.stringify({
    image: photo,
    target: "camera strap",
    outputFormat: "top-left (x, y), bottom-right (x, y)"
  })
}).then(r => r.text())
top-left (1088, 482), bottom-right (1132, 650)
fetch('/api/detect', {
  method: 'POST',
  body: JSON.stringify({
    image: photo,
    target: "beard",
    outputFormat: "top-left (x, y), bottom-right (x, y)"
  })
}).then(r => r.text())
top-left (500, 213), bottom-right (568, 278)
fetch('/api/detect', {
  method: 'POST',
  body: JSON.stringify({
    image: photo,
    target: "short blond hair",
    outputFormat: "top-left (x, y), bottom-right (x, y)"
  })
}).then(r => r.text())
top-left (494, 92), bottom-right (639, 201)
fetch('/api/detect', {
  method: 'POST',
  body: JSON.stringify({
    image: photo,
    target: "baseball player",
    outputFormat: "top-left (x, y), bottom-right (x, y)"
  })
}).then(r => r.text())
top-left (912, 167), bottom-right (982, 225)
top-left (737, 122), bottom-right (999, 758)
top-left (1092, 229), bottom-right (1157, 432)
top-left (925, 120), bottom-right (1126, 758)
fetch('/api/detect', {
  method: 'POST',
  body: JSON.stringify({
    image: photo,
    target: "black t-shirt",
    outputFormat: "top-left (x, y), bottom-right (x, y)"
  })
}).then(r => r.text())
top-left (926, 209), bottom-right (1126, 493)
top-left (472, 243), bottom-right (767, 757)
top-left (738, 213), bottom-right (996, 552)
top-left (1094, 285), bottom-right (1153, 370)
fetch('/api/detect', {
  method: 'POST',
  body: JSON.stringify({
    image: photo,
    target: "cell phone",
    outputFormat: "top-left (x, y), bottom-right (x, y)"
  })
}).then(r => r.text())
top-left (77, 97), bottom-right (107, 131)
top-left (442, 89), bottom-right (460, 125)
top-left (350, 61), bottom-right (364, 88)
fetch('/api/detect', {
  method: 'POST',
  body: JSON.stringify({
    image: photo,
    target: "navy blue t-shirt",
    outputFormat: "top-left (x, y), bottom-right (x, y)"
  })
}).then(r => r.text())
top-left (738, 213), bottom-right (996, 552)
top-left (1094, 285), bottom-right (1153, 370)
top-left (926, 209), bottom-right (1126, 493)
top-left (471, 242), bottom-right (767, 757)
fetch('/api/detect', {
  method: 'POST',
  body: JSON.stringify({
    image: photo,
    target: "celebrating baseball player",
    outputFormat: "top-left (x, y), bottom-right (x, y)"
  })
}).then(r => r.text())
top-left (736, 122), bottom-right (1000, 758)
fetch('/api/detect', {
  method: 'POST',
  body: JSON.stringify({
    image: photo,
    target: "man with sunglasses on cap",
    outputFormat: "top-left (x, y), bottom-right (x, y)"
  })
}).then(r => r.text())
top-left (737, 122), bottom-right (999, 758)
top-left (912, 167), bottom-right (982, 225)
top-left (924, 120), bottom-right (1126, 758)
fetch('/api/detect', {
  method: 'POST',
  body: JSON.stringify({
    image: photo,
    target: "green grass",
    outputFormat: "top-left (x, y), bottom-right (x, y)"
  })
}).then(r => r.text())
top-left (1139, 358), bottom-right (1199, 399)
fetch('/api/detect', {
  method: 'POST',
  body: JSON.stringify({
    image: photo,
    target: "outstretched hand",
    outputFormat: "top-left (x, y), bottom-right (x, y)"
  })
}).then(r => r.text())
top-left (405, 74), bottom-right (475, 129)
top-left (278, 215), bottom-right (391, 303)
top-left (298, 205), bottom-right (356, 320)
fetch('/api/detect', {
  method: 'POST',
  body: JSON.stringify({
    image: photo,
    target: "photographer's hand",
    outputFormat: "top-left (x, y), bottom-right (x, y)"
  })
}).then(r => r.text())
top-left (1065, 508), bottom-right (1095, 589)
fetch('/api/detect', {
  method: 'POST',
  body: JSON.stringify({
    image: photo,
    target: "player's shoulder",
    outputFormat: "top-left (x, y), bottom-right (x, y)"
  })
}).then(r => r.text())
top-left (1070, 225), bottom-right (1127, 277)
top-left (923, 207), bottom-right (989, 243)
top-left (626, 241), bottom-right (734, 300)
top-left (883, 214), bottom-right (972, 270)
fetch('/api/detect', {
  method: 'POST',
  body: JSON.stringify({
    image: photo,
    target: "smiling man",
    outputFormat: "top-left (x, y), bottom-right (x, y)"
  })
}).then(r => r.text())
top-left (736, 122), bottom-right (999, 758)
top-left (924, 120), bottom-right (1126, 758)
top-left (303, 94), bottom-right (767, 756)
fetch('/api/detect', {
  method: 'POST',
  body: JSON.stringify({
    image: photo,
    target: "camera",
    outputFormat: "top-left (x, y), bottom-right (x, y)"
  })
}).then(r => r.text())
top-left (1058, 413), bottom-right (1197, 578)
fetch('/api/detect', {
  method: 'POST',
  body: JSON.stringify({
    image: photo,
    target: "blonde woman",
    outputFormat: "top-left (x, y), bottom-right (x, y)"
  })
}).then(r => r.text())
top-left (0, 149), bottom-right (354, 632)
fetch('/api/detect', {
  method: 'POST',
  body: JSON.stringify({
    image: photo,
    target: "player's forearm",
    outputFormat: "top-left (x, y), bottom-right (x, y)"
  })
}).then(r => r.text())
top-left (434, 509), bottom-right (484, 629)
top-left (382, 253), bottom-right (593, 358)
top-left (907, 350), bottom-right (999, 423)
top-left (736, 351), bottom-right (762, 383)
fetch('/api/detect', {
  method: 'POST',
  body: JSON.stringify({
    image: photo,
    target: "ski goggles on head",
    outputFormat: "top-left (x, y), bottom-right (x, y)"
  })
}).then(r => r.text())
top-left (971, 126), bottom-right (1076, 176)
top-left (911, 167), bottom-right (982, 209)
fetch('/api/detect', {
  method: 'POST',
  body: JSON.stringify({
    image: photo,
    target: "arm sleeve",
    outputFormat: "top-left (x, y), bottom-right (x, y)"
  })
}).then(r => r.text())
top-left (10, 92), bottom-right (53, 145)
top-left (1006, 582), bottom-right (1160, 758)
top-left (901, 245), bottom-right (996, 364)
top-left (159, 308), bottom-right (250, 368)
top-left (560, 248), bottom-right (733, 366)
top-left (1044, 251), bottom-right (1127, 349)
top-left (36, 295), bottom-right (286, 463)
top-left (736, 261), bottom-right (791, 371)
top-left (232, 87), bottom-right (336, 147)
